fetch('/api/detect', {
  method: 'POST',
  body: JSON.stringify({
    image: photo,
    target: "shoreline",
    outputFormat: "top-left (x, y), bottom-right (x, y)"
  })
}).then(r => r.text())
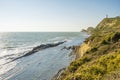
top-left (51, 41), bottom-right (89, 80)
top-left (0, 32), bottom-right (90, 80)
top-left (54, 17), bottom-right (120, 80)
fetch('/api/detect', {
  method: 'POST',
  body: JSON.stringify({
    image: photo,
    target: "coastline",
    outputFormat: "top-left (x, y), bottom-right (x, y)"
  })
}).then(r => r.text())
top-left (0, 32), bottom-right (88, 80)
top-left (53, 17), bottom-right (120, 80)
top-left (52, 37), bottom-right (90, 80)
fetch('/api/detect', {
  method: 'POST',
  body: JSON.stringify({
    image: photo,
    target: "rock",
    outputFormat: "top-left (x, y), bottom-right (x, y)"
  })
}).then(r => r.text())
top-left (4, 41), bottom-right (66, 65)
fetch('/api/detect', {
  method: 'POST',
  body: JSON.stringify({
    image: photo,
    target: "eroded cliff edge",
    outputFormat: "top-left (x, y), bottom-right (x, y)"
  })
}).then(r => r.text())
top-left (54, 16), bottom-right (120, 80)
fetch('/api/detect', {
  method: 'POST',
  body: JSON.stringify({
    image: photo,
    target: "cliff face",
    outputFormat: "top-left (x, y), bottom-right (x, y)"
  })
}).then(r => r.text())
top-left (56, 17), bottom-right (120, 80)
top-left (74, 43), bottom-right (90, 59)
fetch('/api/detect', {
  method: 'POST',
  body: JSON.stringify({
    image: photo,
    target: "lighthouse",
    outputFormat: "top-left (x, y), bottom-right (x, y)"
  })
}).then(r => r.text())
top-left (106, 14), bottom-right (108, 18)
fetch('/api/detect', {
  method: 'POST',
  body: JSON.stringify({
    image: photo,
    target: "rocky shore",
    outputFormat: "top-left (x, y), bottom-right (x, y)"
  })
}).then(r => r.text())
top-left (53, 16), bottom-right (120, 80)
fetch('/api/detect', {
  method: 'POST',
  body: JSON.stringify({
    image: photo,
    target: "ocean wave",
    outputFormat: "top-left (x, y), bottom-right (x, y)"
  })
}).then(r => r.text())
top-left (0, 61), bottom-right (16, 77)
top-left (0, 40), bottom-right (66, 65)
top-left (0, 40), bottom-right (67, 79)
top-left (48, 36), bottom-right (64, 42)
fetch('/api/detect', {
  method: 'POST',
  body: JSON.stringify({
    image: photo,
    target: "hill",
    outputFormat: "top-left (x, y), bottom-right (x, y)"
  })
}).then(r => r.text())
top-left (55, 16), bottom-right (120, 80)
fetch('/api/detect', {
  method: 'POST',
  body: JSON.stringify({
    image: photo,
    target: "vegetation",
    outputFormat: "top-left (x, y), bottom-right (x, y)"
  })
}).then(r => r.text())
top-left (56, 17), bottom-right (120, 80)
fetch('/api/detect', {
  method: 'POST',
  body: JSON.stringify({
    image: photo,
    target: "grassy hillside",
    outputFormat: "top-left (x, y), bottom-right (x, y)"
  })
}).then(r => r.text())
top-left (56, 16), bottom-right (120, 80)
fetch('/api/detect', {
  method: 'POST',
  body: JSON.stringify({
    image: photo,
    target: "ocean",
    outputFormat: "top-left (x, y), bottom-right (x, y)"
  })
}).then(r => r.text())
top-left (0, 32), bottom-right (88, 80)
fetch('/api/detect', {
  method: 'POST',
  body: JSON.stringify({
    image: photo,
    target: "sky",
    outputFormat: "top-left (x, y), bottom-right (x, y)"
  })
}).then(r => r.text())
top-left (0, 0), bottom-right (120, 32)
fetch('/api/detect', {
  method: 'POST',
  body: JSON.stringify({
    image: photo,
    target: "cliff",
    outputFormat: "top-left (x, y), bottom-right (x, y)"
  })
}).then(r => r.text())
top-left (56, 16), bottom-right (120, 80)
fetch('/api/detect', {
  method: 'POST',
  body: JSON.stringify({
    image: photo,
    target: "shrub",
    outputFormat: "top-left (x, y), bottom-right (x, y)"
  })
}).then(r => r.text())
top-left (68, 56), bottom-right (91, 72)
top-left (117, 49), bottom-right (120, 54)
top-left (101, 40), bottom-right (108, 44)
top-left (103, 70), bottom-right (120, 80)
top-left (111, 32), bottom-right (120, 42)
top-left (73, 73), bottom-right (94, 80)
top-left (97, 45), bottom-right (109, 54)
top-left (90, 47), bottom-right (98, 52)
top-left (88, 65), bottom-right (105, 75)
top-left (65, 53), bottom-right (120, 80)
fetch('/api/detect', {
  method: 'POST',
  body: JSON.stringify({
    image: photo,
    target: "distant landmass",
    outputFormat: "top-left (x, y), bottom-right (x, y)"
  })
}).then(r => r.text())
top-left (81, 27), bottom-right (94, 34)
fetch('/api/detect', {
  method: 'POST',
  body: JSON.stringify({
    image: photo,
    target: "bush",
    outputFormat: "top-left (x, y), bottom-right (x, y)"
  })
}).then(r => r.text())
top-left (102, 32), bottom-right (120, 43)
top-left (117, 49), bottom-right (120, 54)
top-left (68, 56), bottom-right (91, 72)
top-left (64, 53), bottom-right (120, 80)
top-left (90, 47), bottom-right (97, 52)
top-left (88, 65), bottom-right (105, 75)
top-left (111, 32), bottom-right (120, 42)
top-left (103, 70), bottom-right (120, 80)
top-left (98, 53), bottom-right (120, 72)
top-left (68, 65), bottom-right (106, 80)
top-left (73, 73), bottom-right (94, 80)
top-left (97, 45), bottom-right (109, 54)
top-left (101, 40), bottom-right (108, 44)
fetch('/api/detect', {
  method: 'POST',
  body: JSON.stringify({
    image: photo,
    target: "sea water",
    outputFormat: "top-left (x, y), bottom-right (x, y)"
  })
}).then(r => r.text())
top-left (0, 32), bottom-right (88, 80)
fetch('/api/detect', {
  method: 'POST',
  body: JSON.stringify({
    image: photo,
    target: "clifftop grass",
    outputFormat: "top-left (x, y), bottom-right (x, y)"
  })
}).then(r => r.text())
top-left (56, 17), bottom-right (120, 80)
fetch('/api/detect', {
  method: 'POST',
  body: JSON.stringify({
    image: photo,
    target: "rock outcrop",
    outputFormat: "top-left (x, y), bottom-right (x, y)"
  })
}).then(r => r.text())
top-left (4, 41), bottom-right (66, 65)
top-left (24, 41), bottom-right (66, 57)
top-left (81, 27), bottom-right (94, 34)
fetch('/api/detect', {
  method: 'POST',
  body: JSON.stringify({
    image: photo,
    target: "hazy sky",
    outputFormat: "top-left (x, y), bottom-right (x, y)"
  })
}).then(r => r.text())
top-left (0, 0), bottom-right (120, 32)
